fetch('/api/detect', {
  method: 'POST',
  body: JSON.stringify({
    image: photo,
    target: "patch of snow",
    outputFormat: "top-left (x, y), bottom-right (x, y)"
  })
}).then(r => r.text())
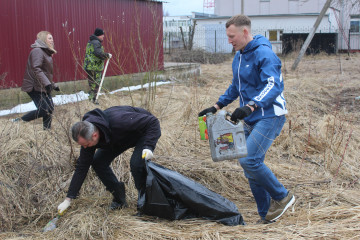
top-left (0, 81), bottom-right (171, 117)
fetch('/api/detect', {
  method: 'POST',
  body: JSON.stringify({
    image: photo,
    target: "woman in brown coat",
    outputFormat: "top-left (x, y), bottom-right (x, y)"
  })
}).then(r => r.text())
top-left (12, 31), bottom-right (60, 129)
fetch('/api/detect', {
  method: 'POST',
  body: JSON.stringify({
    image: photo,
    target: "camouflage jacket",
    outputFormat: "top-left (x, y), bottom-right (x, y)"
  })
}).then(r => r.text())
top-left (83, 35), bottom-right (109, 71)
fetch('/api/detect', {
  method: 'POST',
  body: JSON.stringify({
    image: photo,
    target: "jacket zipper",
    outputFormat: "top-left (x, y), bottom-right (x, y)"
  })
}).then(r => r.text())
top-left (238, 53), bottom-right (244, 106)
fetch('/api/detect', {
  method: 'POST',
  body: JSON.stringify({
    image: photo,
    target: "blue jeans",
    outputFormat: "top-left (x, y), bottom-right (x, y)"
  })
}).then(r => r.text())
top-left (239, 115), bottom-right (288, 218)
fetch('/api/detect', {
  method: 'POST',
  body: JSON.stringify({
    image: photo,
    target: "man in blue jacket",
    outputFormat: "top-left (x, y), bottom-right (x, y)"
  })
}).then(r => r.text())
top-left (199, 15), bottom-right (294, 224)
top-left (57, 106), bottom-right (161, 214)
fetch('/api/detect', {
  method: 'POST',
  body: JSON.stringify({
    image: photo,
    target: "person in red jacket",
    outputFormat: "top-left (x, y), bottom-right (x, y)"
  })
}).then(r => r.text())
top-left (57, 106), bottom-right (161, 215)
top-left (11, 31), bottom-right (60, 129)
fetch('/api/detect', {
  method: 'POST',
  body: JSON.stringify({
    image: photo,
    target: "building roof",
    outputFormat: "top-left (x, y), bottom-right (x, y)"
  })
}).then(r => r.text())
top-left (193, 13), bottom-right (329, 20)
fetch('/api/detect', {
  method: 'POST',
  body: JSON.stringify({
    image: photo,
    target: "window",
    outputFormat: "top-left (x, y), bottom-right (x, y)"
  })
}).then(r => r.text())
top-left (269, 31), bottom-right (277, 41)
top-left (350, 19), bottom-right (360, 32)
top-left (268, 30), bottom-right (283, 41)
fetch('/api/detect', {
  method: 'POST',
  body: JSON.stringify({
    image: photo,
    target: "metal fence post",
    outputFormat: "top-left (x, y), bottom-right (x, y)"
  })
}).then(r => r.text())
top-left (215, 30), bottom-right (217, 53)
top-left (348, 29), bottom-right (350, 56)
top-left (169, 32), bottom-right (171, 54)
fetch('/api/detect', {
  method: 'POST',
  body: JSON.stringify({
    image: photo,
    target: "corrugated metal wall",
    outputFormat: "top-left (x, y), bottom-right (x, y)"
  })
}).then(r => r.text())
top-left (0, 0), bottom-right (163, 88)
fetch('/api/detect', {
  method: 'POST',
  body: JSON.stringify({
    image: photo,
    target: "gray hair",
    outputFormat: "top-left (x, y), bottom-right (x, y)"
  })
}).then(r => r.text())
top-left (226, 14), bottom-right (251, 29)
top-left (71, 121), bottom-right (96, 142)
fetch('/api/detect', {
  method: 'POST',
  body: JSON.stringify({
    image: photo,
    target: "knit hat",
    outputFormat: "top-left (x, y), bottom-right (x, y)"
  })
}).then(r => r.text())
top-left (94, 28), bottom-right (104, 36)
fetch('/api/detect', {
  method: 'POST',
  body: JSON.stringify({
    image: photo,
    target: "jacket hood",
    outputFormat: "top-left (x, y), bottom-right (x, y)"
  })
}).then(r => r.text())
top-left (243, 35), bottom-right (272, 53)
top-left (31, 39), bottom-right (56, 54)
top-left (89, 34), bottom-right (101, 42)
top-left (83, 108), bottom-right (111, 143)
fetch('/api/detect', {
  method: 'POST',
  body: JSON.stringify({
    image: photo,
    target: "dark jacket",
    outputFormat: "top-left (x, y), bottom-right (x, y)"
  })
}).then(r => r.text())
top-left (83, 35), bottom-right (109, 71)
top-left (67, 106), bottom-right (161, 199)
top-left (21, 39), bottom-right (57, 93)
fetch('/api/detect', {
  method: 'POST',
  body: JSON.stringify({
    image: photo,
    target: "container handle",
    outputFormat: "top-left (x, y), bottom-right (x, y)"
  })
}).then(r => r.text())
top-left (225, 111), bottom-right (234, 122)
top-left (225, 111), bottom-right (241, 124)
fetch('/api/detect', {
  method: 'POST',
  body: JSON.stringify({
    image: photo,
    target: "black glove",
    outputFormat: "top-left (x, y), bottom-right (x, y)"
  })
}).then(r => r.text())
top-left (45, 84), bottom-right (52, 94)
top-left (230, 106), bottom-right (252, 122)
top-left (54, 86), bottom-right (60, 91)
top-left (198, 106), bottom-right (217, 117)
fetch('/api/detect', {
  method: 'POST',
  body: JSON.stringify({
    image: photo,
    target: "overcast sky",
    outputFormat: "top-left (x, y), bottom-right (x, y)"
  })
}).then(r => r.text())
top-left (163, 0), bottom-right (212, 16)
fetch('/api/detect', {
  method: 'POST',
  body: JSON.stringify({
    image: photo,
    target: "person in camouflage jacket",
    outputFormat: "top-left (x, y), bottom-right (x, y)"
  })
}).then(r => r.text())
top-left (84, 28), bottom-right (111, 104)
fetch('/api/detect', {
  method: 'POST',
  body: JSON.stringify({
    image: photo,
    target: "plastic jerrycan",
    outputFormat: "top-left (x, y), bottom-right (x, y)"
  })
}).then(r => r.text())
top-left (206, 110), bottom-right (247, 162)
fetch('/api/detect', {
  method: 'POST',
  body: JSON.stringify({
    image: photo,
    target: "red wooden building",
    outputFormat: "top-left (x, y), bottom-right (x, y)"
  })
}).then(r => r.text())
top-left (0, 0), bottom-right (164, 89)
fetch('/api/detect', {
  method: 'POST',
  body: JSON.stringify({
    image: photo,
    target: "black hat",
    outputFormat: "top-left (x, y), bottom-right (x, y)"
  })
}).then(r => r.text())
top-left (94, 28), bottom-right (104, 36)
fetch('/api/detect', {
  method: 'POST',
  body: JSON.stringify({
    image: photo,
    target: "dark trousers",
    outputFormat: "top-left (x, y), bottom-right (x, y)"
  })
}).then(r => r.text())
top-left (21, 91), bottom-right (54, 129)
top-left (91, 138), bottom-right (147, 195)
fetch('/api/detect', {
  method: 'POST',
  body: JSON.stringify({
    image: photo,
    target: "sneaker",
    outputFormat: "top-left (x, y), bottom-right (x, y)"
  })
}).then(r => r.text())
top-left (133, 211), bottom-right (143, 217)
top-left (109, 201), bottom-right (128, 210)
top-left (110, 182), bottom-right (127, 210)
top-left (256, 218), bottom-right (273, 224)
top-left (10, 117), bottom-right (22, 122)
top-left (265, 191), bottom-right (295, 222)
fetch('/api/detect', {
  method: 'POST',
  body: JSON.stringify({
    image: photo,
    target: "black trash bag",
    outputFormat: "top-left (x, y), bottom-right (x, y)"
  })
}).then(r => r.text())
top-left (137, 160), bottom-right (245, 226)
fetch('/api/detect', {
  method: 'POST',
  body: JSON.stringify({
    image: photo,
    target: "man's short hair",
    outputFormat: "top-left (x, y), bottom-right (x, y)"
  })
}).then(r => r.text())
top-left (71, 121), bottom-right (96, 142)
top-left (226, 14), bottom-right (251, 29)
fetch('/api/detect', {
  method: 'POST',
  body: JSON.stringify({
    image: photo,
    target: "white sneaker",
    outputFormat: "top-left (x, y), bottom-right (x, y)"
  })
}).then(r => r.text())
top-left (265, 191), bottom-right (295, 222)
top-left (10, 117), bottom-right (22, 122)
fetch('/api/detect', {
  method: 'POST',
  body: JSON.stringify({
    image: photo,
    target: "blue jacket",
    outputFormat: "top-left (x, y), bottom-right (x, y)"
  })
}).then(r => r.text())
top-left (217, 35), bottom-right (287, 124)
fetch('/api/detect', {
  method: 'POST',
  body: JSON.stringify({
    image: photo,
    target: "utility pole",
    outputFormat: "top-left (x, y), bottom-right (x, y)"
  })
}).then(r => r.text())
top-left (241, 0), bottom-right (244, 14)
top-left (291, 0), bottom-right (332, 70)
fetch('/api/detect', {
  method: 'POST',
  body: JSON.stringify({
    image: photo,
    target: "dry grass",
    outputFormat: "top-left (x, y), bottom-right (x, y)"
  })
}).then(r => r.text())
top-left (0, 53), bottom-right (360, 239)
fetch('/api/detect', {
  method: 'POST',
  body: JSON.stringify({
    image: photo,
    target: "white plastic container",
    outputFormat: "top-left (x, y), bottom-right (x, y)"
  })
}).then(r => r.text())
top-left (206, 110), bottom-right (247, 162)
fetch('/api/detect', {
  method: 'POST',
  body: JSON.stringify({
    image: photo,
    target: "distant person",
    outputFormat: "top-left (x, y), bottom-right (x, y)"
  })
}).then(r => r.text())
top-left (198, 14), bottom-right (295, 224)
top-left (11, 31), bottom-right (60, 129)
top-left (84, 28), bottom-right (112, 104)
top-left (57, 106), bottom-right (161, 215)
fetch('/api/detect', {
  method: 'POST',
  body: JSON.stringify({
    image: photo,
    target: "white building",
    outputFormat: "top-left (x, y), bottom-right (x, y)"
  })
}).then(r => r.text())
top-left (212, 0), bottom-right (360, 52)
top-left (215, 0), bottom-right (328, 16)
top-left (163, 0), bottom-right (360, 54)
top-left (163, 15), bottom-right (192, 49)
top-left (193, 12), bottom-right (338, 54)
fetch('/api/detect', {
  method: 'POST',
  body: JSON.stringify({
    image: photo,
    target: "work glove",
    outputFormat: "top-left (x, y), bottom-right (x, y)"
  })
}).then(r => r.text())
top-left (230, 106), bottom-right (252, 122)
top-left (142, 149), bottom-right (153, 160)
top-left (54, 86), bottom-right (60, 91)
top-left (45, 84), bottom-right (52, 94)
top-left (57, 199), bottom-right (71, 216)
top-left (107, 53), bottom-right (112, 59)
top-left (198, 106), bottom-right (217, 117)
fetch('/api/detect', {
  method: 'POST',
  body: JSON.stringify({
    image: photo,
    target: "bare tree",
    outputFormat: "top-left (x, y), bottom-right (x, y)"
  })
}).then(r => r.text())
top-left (180, 20), bottom-right (197, 51)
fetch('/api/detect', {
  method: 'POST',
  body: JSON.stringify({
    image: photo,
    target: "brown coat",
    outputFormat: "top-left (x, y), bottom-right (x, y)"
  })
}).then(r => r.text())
top-left (21, 39), bottom-right (57, 93)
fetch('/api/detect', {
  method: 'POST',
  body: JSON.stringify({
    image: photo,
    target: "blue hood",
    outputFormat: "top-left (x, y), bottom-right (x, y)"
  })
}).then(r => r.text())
top-left (243, 35), bottom-right (272, 53)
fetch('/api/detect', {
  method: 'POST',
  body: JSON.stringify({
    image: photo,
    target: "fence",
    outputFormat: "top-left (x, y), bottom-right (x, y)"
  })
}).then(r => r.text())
top-left (163, 25), bottom-right (360, 55)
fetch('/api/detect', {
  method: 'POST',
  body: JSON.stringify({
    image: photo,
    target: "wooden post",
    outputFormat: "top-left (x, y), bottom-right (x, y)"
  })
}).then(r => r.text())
top-left (291, 0), bottom-right (332, 70)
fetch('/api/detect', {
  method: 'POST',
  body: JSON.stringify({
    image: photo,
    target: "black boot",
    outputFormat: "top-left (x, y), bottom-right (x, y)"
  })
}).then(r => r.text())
top-left (110, 182), bottom-right (128, 210)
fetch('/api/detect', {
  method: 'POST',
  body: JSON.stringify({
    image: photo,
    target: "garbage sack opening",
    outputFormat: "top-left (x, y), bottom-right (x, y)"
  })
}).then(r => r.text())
top-left (137, 160), bottom-right (245, 226)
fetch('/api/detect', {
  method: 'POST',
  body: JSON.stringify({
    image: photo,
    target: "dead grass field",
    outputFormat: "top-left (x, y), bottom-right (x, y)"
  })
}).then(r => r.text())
top-left (0, 53), bottom-right (359, 239)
